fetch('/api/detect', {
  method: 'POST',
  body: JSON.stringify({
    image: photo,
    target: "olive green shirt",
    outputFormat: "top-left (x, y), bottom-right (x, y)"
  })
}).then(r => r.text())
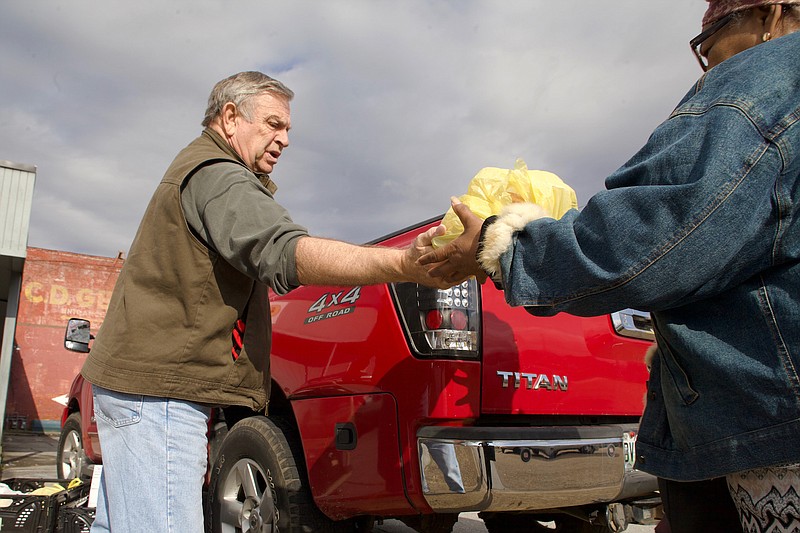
top-left (181, 160), bottom-right (306, 295)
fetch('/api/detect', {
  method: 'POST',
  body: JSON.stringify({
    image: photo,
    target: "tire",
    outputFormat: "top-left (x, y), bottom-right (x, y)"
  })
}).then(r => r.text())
top-left (480, 512), bottom-right (613, 533)
top-left (56, 412), bottom-right (94, 480)
top-left (208, 420), bottom-right (228, 466)
top-left (207, 415), bottom-right (343, 533)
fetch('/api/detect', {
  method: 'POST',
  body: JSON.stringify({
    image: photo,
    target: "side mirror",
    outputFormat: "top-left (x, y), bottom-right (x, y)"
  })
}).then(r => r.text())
top-left (65, 318), bottom-right (93, 353)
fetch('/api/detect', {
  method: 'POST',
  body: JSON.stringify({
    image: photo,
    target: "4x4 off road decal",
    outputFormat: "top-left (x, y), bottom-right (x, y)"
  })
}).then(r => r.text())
top-left (304, 286), bottom-right (362, 324)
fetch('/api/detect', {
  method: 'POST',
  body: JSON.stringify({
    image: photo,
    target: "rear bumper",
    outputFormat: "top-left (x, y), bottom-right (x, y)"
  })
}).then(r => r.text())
top-left (417, 424), bottom-right (658, 513)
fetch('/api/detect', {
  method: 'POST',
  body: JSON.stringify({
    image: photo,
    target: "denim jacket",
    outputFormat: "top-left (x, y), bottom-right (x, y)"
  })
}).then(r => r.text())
top-left (492, 32), bottom-right (800, 481)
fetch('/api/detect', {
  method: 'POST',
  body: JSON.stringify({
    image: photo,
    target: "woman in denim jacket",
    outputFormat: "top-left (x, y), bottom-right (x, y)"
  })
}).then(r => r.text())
top-left (421, 2), bottom-right (800, 532)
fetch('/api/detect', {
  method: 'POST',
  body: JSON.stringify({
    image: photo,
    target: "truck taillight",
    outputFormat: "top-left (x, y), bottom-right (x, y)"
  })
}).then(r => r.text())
top-left (390, 279), bottom-right (481, 359)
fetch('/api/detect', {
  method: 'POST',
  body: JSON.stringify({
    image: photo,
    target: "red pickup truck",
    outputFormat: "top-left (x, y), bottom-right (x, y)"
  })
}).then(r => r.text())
top-left (60, 216), bottom-right (660, 533)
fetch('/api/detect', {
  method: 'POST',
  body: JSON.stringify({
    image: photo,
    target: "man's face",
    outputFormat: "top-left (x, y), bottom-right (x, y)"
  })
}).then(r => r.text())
top-left (230, 92), bottom-right (291, 175)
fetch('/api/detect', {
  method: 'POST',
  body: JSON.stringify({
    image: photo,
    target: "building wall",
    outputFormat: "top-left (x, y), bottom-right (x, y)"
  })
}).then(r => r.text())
top-left (7, 247), bottom-right (122, 431)
top-left (0, 160), bottom-right (36, 258)
top-left (0, 160), bottom-right (37, 434)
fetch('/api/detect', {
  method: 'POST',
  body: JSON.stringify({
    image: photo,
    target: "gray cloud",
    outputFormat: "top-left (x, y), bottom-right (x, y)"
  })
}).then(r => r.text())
top-left (1, 0), bottom-right (707, 257)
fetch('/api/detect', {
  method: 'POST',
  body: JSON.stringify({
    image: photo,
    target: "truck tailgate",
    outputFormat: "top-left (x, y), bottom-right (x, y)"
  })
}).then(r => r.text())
top-left (480, 283), bottom-right (651, 417)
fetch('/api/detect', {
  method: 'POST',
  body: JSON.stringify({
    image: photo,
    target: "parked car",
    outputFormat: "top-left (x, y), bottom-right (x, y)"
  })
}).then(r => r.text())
top-left (62, 216), bottom-right (659, 533)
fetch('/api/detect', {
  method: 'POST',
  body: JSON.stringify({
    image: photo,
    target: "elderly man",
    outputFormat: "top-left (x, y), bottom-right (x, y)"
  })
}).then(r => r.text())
top-left (421, 2), bottom-right (800, 532)
top-left (82, 71), bottom-right (445, 532)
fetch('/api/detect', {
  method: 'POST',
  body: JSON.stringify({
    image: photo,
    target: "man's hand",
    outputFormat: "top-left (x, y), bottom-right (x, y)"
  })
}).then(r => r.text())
top-left (418, 198), bottom-right (487, 285)
top-left (401, 224), bottom-right (454, 289)
top-left (409, 224), bottom-right (445, 263)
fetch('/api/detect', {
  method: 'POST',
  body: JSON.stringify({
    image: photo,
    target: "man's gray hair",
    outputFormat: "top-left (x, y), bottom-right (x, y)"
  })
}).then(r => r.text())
top-left (202, 71), bottom-right (294, 127)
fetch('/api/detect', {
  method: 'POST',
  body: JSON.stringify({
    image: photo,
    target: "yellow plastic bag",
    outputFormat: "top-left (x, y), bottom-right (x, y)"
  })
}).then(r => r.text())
top-left (432, 158), bottom-right (578, 248)
top-left (30, 483), bottom-right (66, 495)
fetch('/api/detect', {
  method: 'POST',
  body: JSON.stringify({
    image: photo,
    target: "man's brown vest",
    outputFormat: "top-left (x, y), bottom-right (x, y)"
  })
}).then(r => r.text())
top-left (82, 130), bottom-right (273, 411)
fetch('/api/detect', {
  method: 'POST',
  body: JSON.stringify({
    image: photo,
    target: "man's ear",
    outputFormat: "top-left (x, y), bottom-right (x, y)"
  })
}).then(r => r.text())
top-left (219, 102), bottom-right (238, 137)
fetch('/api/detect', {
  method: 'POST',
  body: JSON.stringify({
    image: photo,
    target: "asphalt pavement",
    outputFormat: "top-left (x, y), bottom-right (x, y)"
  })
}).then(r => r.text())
top-left (0, 431), bottom-right (655, 532)
top-left (0, 430), bottom-right (59, 481)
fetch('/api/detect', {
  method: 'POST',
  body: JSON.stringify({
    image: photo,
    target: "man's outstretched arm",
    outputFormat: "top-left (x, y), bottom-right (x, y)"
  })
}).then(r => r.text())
top-left (295, 224), bottom-right (453, 289)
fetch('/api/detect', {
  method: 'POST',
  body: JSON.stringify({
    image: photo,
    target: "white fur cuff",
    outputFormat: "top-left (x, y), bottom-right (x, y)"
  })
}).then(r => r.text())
top-left (478, 203), bottom-right (549, 279)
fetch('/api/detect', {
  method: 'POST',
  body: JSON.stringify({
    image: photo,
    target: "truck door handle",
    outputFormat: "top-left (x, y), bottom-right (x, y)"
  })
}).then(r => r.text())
top-left (611, 309), bottom-right (654, 341)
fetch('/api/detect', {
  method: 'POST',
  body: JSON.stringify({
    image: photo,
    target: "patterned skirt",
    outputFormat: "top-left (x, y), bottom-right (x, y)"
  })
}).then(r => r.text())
top-left (727, 464), bottom-right (800, 533)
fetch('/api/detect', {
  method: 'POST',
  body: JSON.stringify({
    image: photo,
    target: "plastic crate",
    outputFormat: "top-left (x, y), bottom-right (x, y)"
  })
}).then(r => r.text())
top-left (56, 507), bottom-right (95, 533)
top-left (0, 478), bottom-right (90, 533)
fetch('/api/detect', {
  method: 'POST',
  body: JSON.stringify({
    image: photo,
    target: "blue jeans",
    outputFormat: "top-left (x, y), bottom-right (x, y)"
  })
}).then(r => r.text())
top-left (90, 386), bottom-right (211, 533)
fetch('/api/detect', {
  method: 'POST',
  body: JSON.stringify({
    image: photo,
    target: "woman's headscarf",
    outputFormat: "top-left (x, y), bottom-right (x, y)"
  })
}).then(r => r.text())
top-left (703, 0), bottom-right (799, 25)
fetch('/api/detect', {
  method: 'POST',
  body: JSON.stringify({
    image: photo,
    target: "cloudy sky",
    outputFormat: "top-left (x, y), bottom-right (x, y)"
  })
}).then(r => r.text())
top-left (2, 1), bottom-right (708, 258)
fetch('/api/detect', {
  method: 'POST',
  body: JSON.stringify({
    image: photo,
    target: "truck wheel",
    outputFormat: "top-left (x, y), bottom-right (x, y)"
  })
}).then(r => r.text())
top-left (56, 412), bottom-right (93, 479)
top-left (207, 415), bottom-right (341, 533)
top-left (480, 512), bottom-right (613, 533)
top-left (208, 420), bottom-right (228, 466)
